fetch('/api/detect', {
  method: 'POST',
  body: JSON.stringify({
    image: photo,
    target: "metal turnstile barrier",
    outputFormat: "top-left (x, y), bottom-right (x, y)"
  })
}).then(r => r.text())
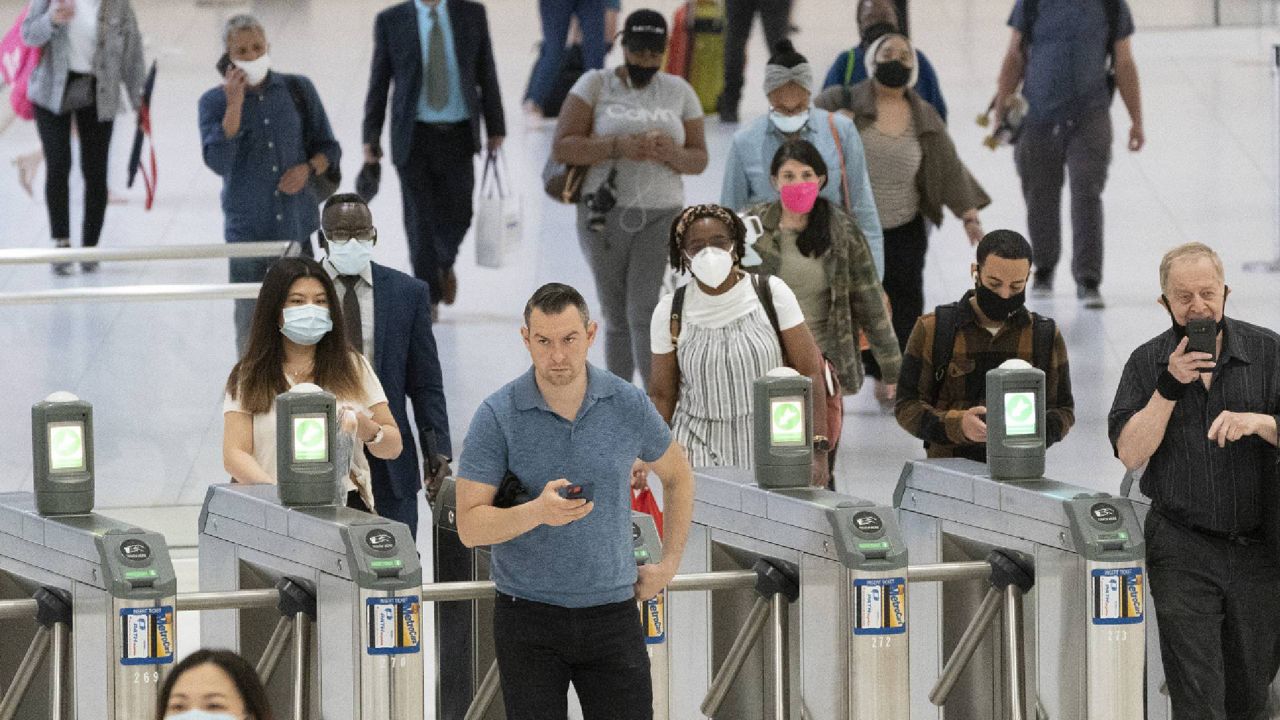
top-left (0, 492), bottom-right (177, 719)
top-left (896, 458), bottom-right (1148, 719)
top-left (198, 482), bottom-right (425, 719)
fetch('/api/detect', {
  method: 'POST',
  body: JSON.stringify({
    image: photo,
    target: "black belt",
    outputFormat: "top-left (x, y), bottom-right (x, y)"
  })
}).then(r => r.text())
top-left (1155, 510), bottom-right (1264, 547)
top-left (415, 120), bottom-right (469, 131)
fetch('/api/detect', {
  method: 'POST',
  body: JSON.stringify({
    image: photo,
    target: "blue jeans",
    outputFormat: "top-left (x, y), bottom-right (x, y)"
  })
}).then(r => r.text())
top-left (493, 593), bottom-right (651, 720)
top-left (526, 0), bottom-right (607, 108)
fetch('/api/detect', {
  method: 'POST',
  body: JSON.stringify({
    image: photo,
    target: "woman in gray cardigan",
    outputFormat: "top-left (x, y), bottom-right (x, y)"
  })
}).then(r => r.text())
top-left (22, 0), bottom-right (145, 275)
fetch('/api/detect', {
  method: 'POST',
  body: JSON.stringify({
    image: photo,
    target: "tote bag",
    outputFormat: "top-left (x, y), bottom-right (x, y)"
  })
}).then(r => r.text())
top-left (475, 151), bottom-right (521, 268)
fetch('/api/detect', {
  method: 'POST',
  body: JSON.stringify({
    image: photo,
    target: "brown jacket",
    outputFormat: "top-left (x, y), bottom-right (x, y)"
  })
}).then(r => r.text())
top-left (814, 80), bottom-right (991, 227)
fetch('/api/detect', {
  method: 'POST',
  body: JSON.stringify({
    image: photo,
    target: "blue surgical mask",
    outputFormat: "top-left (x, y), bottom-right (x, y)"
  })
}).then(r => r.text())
top-left (280, 304), bottom-right (333, 346)
top-left (326, 239), bottom-right (374, 276)
top-left (770, 110), bottom-right (809, 134)
top-left (165, 711), bottom-right (240, 720)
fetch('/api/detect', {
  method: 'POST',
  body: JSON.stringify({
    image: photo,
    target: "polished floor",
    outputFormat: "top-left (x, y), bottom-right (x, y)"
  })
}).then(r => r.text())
top-left (1, 0), bottom-right (1279, 589)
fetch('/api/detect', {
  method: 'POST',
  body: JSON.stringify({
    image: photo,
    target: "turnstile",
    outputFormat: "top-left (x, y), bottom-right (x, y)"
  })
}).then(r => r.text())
top-left (677, 466), bottom-right (911, 719)
top-left (0, 492), bottom-right (176, 719)
top-left (895, 458), bottom-right (1147, 719)
top-left (198, 482), bottom-right (424, 719)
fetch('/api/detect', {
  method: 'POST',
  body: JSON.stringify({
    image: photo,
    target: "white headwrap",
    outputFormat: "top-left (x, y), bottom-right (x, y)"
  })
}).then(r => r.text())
top-left (864, 34), bottom-right (920, 89)
top-left (763, 63), bottom-right (814, 96)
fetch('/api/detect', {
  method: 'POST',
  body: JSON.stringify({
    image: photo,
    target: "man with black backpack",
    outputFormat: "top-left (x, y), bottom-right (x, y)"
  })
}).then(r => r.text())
top-left (989, 0), bottom-right (1143, 310)
top-left (894, 230), bottom-right (1074, 461)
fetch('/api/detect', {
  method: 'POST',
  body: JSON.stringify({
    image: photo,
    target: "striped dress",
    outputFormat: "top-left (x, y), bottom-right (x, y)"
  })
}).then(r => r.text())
top-left (672, 307), bottom-right (783, 468)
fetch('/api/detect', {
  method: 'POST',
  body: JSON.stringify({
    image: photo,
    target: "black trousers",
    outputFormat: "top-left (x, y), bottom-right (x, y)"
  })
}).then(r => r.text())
top-left (1146, 511), bottom-right (1280, 719)
top-left (721, 0), bottom-right (792, 107)
top-left (864, 214), bottom-right (927, 380)
top-left (34, 102), bottom-right (114, 246)
top-left (396, 121), bottom-right (475, 303)
top-left (493, 593), bottom-right (651, 720)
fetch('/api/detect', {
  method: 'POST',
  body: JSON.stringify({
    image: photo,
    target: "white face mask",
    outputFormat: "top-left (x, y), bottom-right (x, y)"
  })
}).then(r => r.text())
top-left (688, 247), bottom-right (734, 288)
top-left (770, 110), bottom-right (809, 134)
top-left (234, 54), bottom-right (271, 86)
top-left (165, 711), bottom-right (240, 720)
top-left (326, 239), bottom-right (374, 277)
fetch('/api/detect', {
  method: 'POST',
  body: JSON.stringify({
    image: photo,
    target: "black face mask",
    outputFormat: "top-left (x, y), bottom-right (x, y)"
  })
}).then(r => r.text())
top-left (860, 22), bottom-right (896, 50)
top-left (874, 60), bottom-right (911, 89)
top-left (625, 63), bottom-right (660, 87)
top-left (1160, 293), bottom-right (1228, 337)
top-left (974, 283), bottom-right (1026, 322)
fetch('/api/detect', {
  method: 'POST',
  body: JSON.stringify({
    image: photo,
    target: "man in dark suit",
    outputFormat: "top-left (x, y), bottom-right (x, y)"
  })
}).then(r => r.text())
top-left (362, 0), bottom-right (506, 313)
top-left (320, 193), bottom-right (452, 538)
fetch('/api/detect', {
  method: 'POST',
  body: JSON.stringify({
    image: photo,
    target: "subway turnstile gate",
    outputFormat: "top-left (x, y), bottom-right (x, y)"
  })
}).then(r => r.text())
top-left (677, 466), bottom-right (912, 719)
top-left (0, 492), bottom-right (176, 719)
top-left (895, 458), bottom-right (1147, 719)
top-left (198, 482), bottom-right (424, 719)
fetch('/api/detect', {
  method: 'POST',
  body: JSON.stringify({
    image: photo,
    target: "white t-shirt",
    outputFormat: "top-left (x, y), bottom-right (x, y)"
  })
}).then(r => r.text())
top-left (570, 69), bottom-right (703, 209)
top-left (650, 274), bottom-right (805, 355)
top-left (66, 0), bottom-right (102, 74)
top-left (223, 354), bottom-right (388, 485)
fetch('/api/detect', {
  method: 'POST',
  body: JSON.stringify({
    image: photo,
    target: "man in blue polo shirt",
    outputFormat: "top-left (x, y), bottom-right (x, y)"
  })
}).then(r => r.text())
top-left (455, 282), bottom-right (694, 720)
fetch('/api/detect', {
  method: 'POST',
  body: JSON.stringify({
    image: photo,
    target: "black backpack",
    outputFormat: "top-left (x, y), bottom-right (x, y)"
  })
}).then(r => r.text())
top-left (1021, 0), bottom-right (1122, 96)
top-left (928, 302), bottom-right (1056, 405)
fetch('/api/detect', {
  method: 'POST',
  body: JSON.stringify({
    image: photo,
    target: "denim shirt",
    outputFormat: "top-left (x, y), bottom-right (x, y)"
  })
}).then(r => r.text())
top-left (415, 0), bottom-right (470, 123)
top-left (720, 107), bottom-right (884, 278)
top-left (198, 72), bottom-right (341, 242)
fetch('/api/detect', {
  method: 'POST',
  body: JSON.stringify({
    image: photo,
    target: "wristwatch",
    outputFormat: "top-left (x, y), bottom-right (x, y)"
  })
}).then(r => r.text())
top-left (813, 435), bottom-right (832, 453)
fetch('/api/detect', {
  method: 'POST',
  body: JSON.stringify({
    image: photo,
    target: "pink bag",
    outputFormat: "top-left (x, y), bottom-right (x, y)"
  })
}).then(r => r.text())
top-left (1, 6), bottom-right (41, 121)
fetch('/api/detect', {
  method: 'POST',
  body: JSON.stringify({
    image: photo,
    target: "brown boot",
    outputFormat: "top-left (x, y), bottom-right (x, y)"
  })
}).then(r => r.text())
top-left (441, 269), bottom-right (458, 305)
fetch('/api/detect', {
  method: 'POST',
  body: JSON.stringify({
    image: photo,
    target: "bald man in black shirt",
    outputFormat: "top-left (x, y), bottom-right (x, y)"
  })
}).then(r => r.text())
top-left (1110, 242), bottom-right (1280, 719)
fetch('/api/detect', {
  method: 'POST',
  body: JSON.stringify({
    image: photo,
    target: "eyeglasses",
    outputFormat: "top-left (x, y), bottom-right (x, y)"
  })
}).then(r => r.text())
top-left (324, 229), bottom-right (377, 245)
top-left (683, 235), bottom-right (735, 257)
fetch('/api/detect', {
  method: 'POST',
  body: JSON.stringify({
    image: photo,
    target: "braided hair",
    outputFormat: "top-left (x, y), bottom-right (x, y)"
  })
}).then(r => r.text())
top-left (667, 204), bottom-right (749, 272)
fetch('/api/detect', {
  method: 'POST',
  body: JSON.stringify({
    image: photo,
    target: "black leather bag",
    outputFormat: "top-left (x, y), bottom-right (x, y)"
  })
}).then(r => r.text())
top-left (284, 76), bottom-right (341, 201)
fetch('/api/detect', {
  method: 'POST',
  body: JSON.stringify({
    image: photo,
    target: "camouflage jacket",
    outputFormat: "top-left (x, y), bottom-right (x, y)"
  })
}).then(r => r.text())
top-left (743, 201), bottom-right (900, 393)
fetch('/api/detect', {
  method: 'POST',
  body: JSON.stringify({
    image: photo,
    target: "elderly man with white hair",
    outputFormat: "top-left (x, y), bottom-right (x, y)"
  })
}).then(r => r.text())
top-left (1110, 242), bottom-right (1280, 719)
top-left (719, 39), bottom-right (883, 279)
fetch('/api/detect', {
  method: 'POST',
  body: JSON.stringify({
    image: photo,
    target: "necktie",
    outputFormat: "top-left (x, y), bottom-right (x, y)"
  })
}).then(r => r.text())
top-left (425, 6), bottom-right (449, 110)
top-left (339, 275), bottom-right (364, 354)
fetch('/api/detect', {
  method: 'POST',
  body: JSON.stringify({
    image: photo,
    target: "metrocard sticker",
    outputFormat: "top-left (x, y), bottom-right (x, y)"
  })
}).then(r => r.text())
top-left (366, 596), bottom-right (422, 655)
top-left (1092, 568), bottom-right (1144, 625)
top-left (120, 606), bottom-right (175, 665)
top-left (853, 577), bottom-right (907, 635)
top-left (643, 591), bottom-right (666, 645)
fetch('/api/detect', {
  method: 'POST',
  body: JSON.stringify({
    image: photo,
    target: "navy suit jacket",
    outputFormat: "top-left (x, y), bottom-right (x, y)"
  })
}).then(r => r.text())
top-left (363, 0), bottom-right (506, 167)
top-left (367, 262), bottom-right (451, 511)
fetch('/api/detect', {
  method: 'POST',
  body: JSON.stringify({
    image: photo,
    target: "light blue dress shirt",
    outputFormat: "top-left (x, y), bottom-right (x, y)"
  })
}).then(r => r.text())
top-left (721, 106), bottom-right (884, 279)
top-left (415, 0), bottom-right (470, 123)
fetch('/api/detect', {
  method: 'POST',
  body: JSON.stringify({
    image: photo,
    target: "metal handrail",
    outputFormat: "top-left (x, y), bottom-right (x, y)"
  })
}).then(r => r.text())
top-left (908, 561), bottom-right (991, 583)
top-left (175, 588), bottom-right (280, 612)
top-left (0, 242), bottom-right (294, 265)
top-left (0, 599), bottom-right (37, 621)
top-left (419, 569), bottom-right (759, 604)
top-left (0, 283), bottom-right (262, 306)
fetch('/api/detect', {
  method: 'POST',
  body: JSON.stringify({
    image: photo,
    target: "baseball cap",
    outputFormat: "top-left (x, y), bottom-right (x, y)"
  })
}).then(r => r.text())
top-left (621, 9), bottom-right (668, 53)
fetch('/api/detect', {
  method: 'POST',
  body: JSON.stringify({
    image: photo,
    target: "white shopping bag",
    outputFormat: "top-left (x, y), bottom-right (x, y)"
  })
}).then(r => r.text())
top-left (474, 151), bottom-right (521, 268)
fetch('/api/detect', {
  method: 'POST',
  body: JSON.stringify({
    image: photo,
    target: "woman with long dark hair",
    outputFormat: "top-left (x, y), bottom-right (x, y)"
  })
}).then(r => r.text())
top-left (742, 140), bottom-right (900, 402)
top-left (156, 649), bottom-right (272, 720)
top-left (222, 257), bottom-right (401, 509)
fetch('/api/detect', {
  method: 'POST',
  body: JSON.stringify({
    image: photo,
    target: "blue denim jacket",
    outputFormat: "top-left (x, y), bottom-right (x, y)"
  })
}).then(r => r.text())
top-left (198, 72), bottom-right (341, 242)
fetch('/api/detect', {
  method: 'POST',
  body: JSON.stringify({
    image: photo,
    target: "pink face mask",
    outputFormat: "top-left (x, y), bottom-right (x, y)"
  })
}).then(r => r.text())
top-left (779, 181), bottom-right (820, 214)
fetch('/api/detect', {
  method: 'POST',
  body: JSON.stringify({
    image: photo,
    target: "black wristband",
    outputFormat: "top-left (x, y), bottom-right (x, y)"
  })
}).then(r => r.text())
top-left (1156, 369), bottom-right (1189, 401)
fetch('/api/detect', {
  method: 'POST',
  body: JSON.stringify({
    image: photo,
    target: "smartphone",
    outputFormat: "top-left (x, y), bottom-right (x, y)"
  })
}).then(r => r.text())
top-left (216, 53), bottom-right (232, 77)
top-left (1185, 318), bottom-right (1217, 370)
top-left (561, 485), bottom-right (591, 502)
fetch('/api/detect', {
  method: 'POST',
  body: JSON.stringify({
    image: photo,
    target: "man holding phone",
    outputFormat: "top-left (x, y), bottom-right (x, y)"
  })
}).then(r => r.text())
top-left (454, 283), bottom-right (694, 720)
top-left (1109, 242), bottom-right (1280, 718)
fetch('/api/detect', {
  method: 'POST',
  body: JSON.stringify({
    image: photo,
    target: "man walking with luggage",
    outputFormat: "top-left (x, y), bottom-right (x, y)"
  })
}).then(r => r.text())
top-left (454, 283), bottom-right (694, 720)
top-left (989, 0), bottom-right (1144, 309)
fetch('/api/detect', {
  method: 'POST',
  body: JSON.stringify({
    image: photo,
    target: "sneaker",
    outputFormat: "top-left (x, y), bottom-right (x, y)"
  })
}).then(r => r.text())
top-left (51, 239), bottom-right (73, 276)
top-left (1078, 285), bottom-right (1105, 309)
top-left (1031, 271), bottom-right (1054, 298)
top-left (441, 269), bottom-right (458, 305)
top-left (715, 95), bottom-right (739, 124)
top-left (80, 261), bottom-right (100, 273)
